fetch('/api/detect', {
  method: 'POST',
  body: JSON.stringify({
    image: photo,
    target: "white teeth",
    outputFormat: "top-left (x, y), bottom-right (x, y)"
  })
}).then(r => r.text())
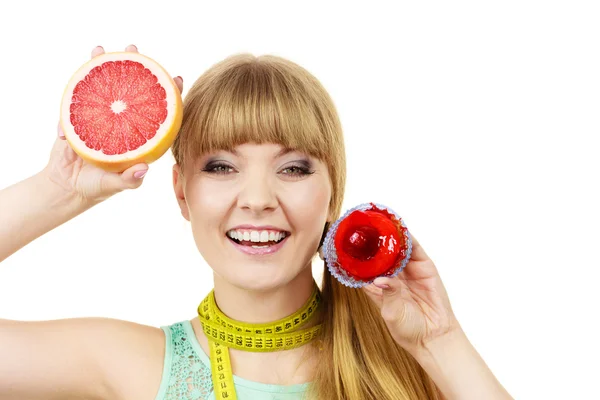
top-left (260, 231), bottom-right (269, 242)
top-left (227, 229), bottom-right (287, 243)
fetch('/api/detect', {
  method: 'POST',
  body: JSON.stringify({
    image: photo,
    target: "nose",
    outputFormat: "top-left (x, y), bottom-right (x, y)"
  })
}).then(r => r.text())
top-left (237, 172), bottom-right (279, 214)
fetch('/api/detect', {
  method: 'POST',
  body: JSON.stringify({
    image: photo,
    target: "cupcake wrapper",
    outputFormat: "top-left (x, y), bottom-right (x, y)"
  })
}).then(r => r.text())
top-left (322, 202), bottom-right (413, 288)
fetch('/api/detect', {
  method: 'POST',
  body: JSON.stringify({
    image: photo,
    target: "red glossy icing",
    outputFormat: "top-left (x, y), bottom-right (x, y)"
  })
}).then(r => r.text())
top-left (334, 203), bottom-right (409, 280)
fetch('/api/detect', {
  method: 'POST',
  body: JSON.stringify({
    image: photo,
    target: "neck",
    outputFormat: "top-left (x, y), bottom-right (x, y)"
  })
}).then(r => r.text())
top-left (211, 268), bottom-right (319, 323)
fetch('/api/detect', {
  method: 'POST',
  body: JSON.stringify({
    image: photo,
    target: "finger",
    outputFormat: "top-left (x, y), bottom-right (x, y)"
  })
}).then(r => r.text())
top-left (57, 122), bottom-right (66, 140)
top-left (372, 281), bottom-right (391, 291)
top-left (372, 276), bottom-right (410, 300)
top-left (373, 277), bottom-right (394, 291)
top-left (362, 284), bottom-right (384, 309)
top-left (125, 44), bottom-right (138, 53)
top-left (407, 232), bottom-right (430, 262)
top-left (91, 45), bottom-right (105, 58)
top-left (173, 76), bottom-right (184, 93)
top-left (122, 164), bottom-right (149, 189)
top-left (53, 122), bottom-right (79, 163)
top-left (104, 164), bottom-right (149, 191)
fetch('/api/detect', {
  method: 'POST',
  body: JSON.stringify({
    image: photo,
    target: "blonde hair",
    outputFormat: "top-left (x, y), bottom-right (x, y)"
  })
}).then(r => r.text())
top-left (171, 53), bottom-right (441, 400)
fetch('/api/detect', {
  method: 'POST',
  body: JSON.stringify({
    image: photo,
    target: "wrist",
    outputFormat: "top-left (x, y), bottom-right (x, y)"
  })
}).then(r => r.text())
top-left (410, 325), bottom-right (468, 365)
top-left (410, 326), bottom-right (512, 400)
top-left (36, 167), bottom-right (95, 210)
top-left (33, 167), bottom-right (98, 230)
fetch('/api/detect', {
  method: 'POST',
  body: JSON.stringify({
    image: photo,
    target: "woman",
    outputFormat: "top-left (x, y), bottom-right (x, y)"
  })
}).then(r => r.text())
top-left (0, 45), bottom-right (512, 400)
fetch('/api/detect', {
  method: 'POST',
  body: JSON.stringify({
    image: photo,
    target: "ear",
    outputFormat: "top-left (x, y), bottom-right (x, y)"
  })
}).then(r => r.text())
top-left (173, 164), bottom-right (190, 221)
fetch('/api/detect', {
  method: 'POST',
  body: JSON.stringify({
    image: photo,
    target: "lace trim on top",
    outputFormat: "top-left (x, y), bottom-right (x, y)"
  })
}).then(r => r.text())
top-left (154, 321), bottom-right (311, 400)
top-left (155, 321), bottom-right (213, 400)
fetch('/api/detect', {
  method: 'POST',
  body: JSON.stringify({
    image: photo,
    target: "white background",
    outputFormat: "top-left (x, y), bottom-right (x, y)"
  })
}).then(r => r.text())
top-left (0, 1), bottom-right (598, 398)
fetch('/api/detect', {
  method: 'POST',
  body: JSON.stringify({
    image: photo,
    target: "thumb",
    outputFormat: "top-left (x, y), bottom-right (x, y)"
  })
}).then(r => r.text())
top-left (373, 277), bottom-right (398, 295)
top-left (372, 277), bottom-right (410, 324)
top-left (373, 277), bottom-right (409, 307)
top-left (104, 164), bottom-right (149, 191)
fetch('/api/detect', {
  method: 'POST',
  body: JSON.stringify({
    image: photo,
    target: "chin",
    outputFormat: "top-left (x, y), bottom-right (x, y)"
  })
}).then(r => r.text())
top-left (216, 265), bottom-right (303, 292)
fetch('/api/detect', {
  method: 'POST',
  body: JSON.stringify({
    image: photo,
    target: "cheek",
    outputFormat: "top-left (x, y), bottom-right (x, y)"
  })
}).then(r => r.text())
top-left (185, 180), bottom-right (234, 229)
top-left (283, 179), bottom-right (331, 229)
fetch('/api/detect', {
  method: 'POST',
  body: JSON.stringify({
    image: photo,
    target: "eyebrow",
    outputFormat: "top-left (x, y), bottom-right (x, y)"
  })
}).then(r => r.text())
top-left (276, 148), bottom-right (296, 158)
top-left (227, 147), bottom-right (299, 158)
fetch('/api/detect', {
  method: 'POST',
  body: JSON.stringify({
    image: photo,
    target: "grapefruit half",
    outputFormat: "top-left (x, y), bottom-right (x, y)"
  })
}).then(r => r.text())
top-left (59, 52), bottom-right (183, 172)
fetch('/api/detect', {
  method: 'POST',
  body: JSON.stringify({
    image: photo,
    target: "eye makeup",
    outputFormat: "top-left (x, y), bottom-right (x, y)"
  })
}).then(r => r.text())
top-left (199, 149), bottom-right (317, 178)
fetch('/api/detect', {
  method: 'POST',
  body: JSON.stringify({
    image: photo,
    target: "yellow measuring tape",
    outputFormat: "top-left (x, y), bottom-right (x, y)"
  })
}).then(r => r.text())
top-left (197, 284), bottom-right (322, 399)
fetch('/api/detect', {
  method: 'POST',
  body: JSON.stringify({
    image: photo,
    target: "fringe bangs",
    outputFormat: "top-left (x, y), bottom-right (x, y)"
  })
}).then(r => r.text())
top-left (174, 54), bottom-right (332, 169)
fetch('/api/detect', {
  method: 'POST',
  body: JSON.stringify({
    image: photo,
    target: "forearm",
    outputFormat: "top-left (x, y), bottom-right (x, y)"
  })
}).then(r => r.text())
top-left (0, 170), bottom-right (92, 263)
top-left (412, 328), bottom-right (513, 400)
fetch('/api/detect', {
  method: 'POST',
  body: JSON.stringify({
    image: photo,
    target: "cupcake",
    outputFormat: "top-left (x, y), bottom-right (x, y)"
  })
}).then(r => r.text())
top-left (322, 203), bottom-right (412, 288)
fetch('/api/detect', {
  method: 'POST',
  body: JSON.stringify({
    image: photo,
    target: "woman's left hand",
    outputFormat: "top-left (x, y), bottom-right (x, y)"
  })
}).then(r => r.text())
top-left (362, 233), bottom-right (462, 355)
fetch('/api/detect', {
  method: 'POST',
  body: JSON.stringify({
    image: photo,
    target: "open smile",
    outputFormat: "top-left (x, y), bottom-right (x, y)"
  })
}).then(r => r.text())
top-left (226, 230), bottom-right (290, 256)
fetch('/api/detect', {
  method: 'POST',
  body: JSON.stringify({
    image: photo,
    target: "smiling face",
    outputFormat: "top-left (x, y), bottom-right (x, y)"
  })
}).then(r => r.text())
top-left (173, 142), bottom-right (332, 290)
top-left (170, 54), bottom-right (347, 291)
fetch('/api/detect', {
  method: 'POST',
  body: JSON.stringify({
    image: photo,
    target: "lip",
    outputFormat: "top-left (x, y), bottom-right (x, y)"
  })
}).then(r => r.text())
top-left (226, 234), bottom-right (289, 256)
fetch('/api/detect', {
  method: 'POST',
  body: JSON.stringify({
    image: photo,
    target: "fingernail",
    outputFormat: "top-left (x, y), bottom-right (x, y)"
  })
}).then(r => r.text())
top-left (134, 169), bottom-right (148, 179)
top-left (59, 131), bottom-right (65, 139)
top-left (175, 76), bottom-right (183, 82)
top-left (376, 284), bottom-right (391, 290)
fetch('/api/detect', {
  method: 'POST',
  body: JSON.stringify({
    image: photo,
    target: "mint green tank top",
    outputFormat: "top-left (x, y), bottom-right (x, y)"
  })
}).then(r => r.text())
top-left (153, 320), bottom-right (312, 400)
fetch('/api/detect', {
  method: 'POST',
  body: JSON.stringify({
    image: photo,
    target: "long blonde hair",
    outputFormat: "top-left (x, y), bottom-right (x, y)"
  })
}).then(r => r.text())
top-left (171, 53), bottom-right (441, 400)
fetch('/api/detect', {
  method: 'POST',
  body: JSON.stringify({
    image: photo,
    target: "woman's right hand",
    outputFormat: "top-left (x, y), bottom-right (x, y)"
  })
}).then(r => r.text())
top-left (43, 44), bottom-right (184, 205)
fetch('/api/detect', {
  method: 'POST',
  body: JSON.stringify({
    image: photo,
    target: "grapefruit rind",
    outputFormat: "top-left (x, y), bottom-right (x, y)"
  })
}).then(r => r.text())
top-left (59, 52), bottom-right (183, 173)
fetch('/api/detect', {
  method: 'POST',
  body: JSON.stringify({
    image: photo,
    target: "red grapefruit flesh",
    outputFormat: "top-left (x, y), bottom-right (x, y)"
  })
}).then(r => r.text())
top-left (59, 52), bottom-right (183, 172)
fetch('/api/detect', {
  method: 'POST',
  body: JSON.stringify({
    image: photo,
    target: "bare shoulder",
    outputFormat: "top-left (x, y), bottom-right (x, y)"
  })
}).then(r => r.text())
top-left (0, 317), bottom-right (167, 400)
top-left (91, 317), bottom-right (168, 400)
